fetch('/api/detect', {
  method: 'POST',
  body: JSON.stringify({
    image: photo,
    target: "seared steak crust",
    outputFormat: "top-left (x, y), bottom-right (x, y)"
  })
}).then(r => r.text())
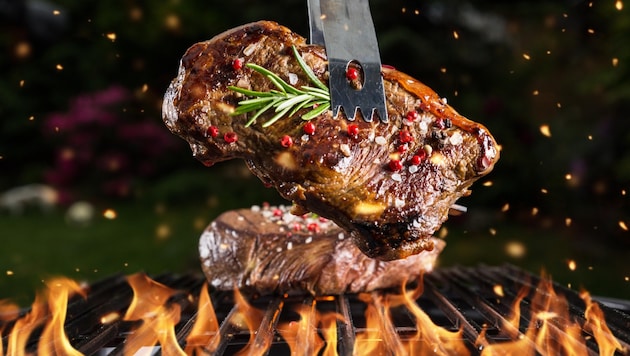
top-left (200, 205), bottom-right (445, 295)
top-left (163, 21), bottom-right (499, 260)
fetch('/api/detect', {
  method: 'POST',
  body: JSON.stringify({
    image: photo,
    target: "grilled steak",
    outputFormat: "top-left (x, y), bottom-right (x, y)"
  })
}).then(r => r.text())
top-left (200, 204), bottom-right (445, 295)
top-left (163, 21), bottom-right (499, 260)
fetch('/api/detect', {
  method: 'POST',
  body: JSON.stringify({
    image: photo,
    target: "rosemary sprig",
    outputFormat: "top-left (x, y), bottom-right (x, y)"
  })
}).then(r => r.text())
top-left (228, 45), bottom-right (330, 128)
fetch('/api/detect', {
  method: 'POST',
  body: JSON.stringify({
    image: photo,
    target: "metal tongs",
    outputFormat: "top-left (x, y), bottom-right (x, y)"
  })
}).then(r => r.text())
top-left (308, 0), bottom-right (388, 123)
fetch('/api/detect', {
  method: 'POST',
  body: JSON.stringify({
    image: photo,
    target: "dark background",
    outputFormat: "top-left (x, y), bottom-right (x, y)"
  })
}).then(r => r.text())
top-left (1, 0), bottom-right (629, 304)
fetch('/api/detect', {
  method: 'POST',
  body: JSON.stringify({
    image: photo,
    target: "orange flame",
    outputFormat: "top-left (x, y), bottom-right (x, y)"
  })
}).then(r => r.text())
top-left (277, 302), bottom-right (325, 355)
top-left (0, 300), bottom-right (20, 355)
top-left (1, 271), bottom-right (626, 355)
top-left (184, 283), bottom-right (220, 354)
top-left (5, 292), bottom-right (48, 356)
top-left (581, 290), bottom-right (624, 355)
top-left (122, 273), bottom-right (186, 356)
top-left (276, 299), bottom-right (343, 356)
top-left (399, 285), bottom-right (471, 355)
top-left (3, 278), bottom-right (85, 356)
top-left (476, 273), bottom-right (626, 355)
top-left (231, 288), bottom-right (265, 356)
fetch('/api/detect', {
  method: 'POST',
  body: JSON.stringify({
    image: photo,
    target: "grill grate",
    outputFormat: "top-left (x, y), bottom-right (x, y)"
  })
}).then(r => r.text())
top-left (2, 264), bottom-right (629, 355)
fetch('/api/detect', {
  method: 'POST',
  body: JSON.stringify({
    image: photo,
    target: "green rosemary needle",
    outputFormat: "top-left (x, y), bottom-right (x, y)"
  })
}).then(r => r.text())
top-left (228, 46), bottom-right (331, 128)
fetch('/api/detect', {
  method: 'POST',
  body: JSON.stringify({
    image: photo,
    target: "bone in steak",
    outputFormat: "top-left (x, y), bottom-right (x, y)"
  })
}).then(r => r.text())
top-left (200, 204), bottom-right (445, 295)
top-left (163, 21), bottom-right (499, 260)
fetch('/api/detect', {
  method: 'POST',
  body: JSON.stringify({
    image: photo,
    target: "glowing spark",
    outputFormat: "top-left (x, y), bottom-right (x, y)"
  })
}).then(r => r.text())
top-left (505, 241), bottom-right (526, 258)
top-left (401, 7), bottom-right (407, 13)
top-left (568, 260), bottom-right (577, 271)
top-left (15, 41), bottom-right (31, 58)
top-left (622, 189), bottom-right (627, 196)
top-left (101, 312), bottom-right (120, 324)
top-left (532, 90), bottom-right (539, 95)
top-left (612, 58), bottom-right (619, 67)
top-left (6, 270), bottom-right (14, 276)
top-left (440, 67), bottom-right (447, 73)
top-left (56, 64), bottom-right (64, 71)
top-left (141, 84), bottom-right (148, 93)
top-left (522, 53), bottom-right (531, 60)
top-left (106, 33), bottom-right (116, 41)
top-left (588, 134), bottom-right (593, 140)
top-left (556, 102), bottom-right (562, 108)
top-left (565, 173), bottom-right (572, 180)
top-left (620, 221), bottom-right (628, 231)
top-left (536, 311), bottom-right (559, 321)
top-left (483, 180), bottom-right (493, 187)
top-left (19, 80), bottom-right (25, 87)
top-left (616, 0), bottom-right (623, 10)
top-left (587, 28), bottom-right (595, 34)
top-left (489, 228), bottom-right (497, 236)
top-left (156, 224), bottom-right (171, 240)
top-left (414, 9), bottom-right (420, 15)
top-left (501, 203), bottom-right (510, 212)
top-left (453, 30), bottom-right (459, 39)
top-left (540, 188), bottom-right (548, 194)
top-left (493, 284), bottom-right (504, 297)
top-left (130, 7), bottom-right (143, 21)
top-left (164, 14), bottom-right (180, 30)
top-left (539, 124), bottom-right (552, 137)
top-left (103, 209), bottom-right (117, 219)
top-left (53, 9), bottom-right (60, 15)
top-left (531, 207), bottom-right (539, 216)
top-left (565, 218), bottom-right (572, 227)
top-left (28, 116), bottom-right (34, 121)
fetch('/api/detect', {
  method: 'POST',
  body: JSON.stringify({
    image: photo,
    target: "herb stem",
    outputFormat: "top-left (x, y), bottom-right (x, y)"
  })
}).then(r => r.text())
top-left (229, 45), bottom-right (330, 127)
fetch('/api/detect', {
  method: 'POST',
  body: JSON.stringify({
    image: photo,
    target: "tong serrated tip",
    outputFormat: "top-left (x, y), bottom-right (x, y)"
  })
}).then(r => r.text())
top-left (308, 0), bottom-right (388, 123)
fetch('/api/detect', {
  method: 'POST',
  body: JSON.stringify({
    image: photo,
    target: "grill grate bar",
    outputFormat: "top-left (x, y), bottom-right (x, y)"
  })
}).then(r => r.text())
top-left (370, 291), bottom-right (408, 355)
top-left (206, 302), bottom-right (243, 355)
top-left (295, 296), bottom-right (318, 355)
top-left (249, 297), bottom-right (284, 356)
top-left (421, 278), bottom-right (481, 346)
top-left (334, 294), bottom-right (355, 356)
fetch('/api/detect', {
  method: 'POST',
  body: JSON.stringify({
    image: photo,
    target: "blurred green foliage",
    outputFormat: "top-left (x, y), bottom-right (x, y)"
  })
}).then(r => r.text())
top-left (0, 0), bottom-right (629, 300)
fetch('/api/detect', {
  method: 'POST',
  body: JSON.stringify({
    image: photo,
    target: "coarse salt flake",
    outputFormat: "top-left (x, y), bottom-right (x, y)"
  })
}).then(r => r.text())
top-left (395, 198), bottom-right (405, 208)
top-left (339, 143), bottom-right (351, 157)
top-left (391, 173), bottom-right (402, 182)
top-left (288, 73), bottom-right (298, 85)
top-left (449, 132), bottom-right (463, 145)
top-left (419, 121), bottom-right (428, 133)
top-left (375, 136), bottom-right (387, 145)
